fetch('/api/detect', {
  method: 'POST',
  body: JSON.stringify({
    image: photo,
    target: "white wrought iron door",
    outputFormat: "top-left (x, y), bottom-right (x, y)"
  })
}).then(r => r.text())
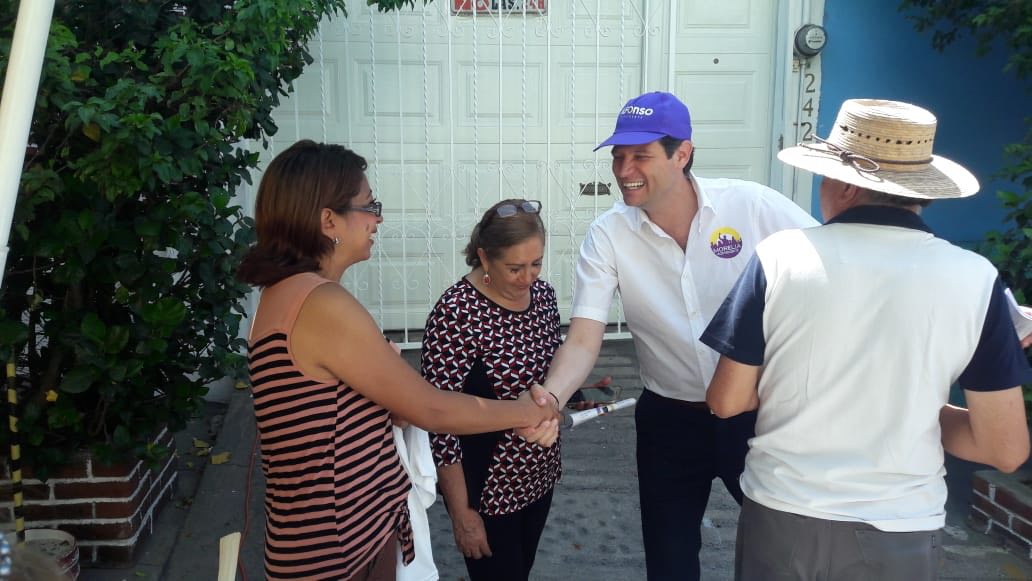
top-left (254, 0), bottom-right (780, 345)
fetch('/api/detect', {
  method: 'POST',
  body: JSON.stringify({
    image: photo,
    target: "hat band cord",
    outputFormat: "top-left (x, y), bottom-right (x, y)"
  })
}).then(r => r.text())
top-left (800, 137), bottom-right (880, 173)
top-left (800, 136), bottom-right (935, 173)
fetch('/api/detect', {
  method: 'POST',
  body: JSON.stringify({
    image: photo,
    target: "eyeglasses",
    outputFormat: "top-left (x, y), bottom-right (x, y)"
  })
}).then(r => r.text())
top-left (494, 200), bottom-right (541, 218)
top-left (345, 200), bottom-right (382, 217)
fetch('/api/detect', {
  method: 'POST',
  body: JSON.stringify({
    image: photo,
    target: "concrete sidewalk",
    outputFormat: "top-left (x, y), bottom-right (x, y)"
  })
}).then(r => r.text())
top-left (82, 339), bottom-right (1032, 580)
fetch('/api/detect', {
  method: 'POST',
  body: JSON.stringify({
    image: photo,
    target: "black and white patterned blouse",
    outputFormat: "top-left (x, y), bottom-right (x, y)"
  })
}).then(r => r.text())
top-left (422, 277), bottom-right (563, 516)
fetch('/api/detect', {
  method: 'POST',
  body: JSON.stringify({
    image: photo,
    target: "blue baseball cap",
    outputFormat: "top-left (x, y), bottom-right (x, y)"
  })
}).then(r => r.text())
top-left (594, 92), bottom-right (693, 151)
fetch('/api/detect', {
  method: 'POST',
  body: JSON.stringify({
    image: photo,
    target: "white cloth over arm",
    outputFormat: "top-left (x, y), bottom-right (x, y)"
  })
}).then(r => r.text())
top-left (394, 424), bottom-right (439, 581)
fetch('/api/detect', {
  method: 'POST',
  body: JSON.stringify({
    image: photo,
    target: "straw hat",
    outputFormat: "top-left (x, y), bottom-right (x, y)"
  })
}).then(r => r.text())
top-left (778, 99), bottom-right (979, 199)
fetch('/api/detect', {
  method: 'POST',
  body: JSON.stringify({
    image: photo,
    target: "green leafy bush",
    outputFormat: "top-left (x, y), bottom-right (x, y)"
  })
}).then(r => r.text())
top-left (0, 0), bottom-right (422, 477)
top-left (981, 137), bottom-right (1032, 306)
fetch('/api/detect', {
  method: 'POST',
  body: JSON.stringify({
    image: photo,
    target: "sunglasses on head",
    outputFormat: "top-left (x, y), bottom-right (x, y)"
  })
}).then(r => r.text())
top-left (494, 200), bottom-right (541, 218)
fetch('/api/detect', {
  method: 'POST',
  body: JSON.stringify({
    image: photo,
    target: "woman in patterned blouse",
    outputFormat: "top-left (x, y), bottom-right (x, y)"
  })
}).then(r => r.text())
top-left (421, 199), bottom-right (563, 581)
top-left (236, 143), bottom-right (560, 581)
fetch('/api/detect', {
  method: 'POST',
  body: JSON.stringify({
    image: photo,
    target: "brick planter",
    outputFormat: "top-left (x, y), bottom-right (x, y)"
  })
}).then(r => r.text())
top-left (0, 427), bottom-right (177, 567)
top-left (970, 469), bottom-right (1032, 560)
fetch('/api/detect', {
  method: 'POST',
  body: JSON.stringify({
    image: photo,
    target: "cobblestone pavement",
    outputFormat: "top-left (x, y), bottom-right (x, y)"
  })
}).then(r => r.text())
top-left (81, 339), bottom-right (1032, 581)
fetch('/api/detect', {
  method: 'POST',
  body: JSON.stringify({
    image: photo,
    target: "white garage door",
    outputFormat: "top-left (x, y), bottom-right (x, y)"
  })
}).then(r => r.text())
top-left (256, 0), bottom-right (783, 342)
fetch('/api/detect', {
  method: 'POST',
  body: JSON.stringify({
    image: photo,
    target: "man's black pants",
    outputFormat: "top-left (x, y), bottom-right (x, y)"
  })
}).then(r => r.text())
top-left (635, 389), bottom-right (757, 581)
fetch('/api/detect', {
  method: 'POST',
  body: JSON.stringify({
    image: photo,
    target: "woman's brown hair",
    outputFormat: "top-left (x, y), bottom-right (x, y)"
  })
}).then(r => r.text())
top-left (237, 140), bottom-right (367, 287)
top-left (463, 199), bottom-right (546, 268)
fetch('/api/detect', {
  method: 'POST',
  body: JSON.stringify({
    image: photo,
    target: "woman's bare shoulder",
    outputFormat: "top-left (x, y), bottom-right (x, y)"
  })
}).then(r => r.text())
top-left (300, 281), bottom-right (375, 332)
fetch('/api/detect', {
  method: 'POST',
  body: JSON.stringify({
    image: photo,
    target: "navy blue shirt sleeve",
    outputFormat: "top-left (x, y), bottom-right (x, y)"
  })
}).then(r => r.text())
top-left (700, 254), bottom-right (767, 366)
top-left (957, 278), bottom-right (1032, 391)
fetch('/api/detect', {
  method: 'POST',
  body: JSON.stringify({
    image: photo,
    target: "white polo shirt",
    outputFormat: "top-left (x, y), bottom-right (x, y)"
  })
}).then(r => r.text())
top-left (702, 205), bottom-right (1032, 531)
top-left (572, 175), bottom-right (818, 402)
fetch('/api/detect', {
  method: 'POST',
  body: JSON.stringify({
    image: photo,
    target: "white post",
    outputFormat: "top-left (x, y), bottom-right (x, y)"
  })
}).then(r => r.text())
top-left (0, 0), bottom-right (56, 287)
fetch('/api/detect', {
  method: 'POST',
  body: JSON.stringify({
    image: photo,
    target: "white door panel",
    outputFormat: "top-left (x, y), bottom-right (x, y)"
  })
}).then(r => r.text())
top-left (677, 0), bottom-right (775, 53)
top-left (693, 148), bottom-right (771, 185)
top-left (673, 55), bottom-right (772, 148)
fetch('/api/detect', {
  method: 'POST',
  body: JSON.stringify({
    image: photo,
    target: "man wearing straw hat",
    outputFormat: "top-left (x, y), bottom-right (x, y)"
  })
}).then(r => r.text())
top-left (701, 98), bottom-right (1032, 580)
top-left (521, 91), bottom-right (818, 580)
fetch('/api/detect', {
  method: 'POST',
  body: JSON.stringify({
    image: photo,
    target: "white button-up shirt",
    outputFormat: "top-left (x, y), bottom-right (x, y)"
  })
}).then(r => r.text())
top-left (572, 175), bottom-right (818, 401)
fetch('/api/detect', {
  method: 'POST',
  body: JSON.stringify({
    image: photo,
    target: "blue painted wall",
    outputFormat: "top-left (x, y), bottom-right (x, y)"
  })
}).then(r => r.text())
top-left (817, 0), bottom-right (1027, 245)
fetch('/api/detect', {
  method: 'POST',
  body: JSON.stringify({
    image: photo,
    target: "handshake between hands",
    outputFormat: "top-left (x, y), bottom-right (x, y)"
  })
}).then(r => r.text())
top-left (517, 376), bottom-right (616, 447)
top-left (517, 384), bottom-right (561, 447)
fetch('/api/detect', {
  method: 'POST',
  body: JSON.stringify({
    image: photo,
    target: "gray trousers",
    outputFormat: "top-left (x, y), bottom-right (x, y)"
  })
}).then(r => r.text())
top-left (736, 497), bottom-right (942, 581)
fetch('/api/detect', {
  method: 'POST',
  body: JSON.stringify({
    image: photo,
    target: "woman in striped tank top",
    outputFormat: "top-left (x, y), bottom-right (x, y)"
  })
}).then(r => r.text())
top-left (236, 140), bottom-right (561, 581)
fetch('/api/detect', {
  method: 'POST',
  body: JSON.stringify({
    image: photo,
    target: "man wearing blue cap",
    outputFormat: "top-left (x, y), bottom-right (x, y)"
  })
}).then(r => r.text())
top-left (523, 91), bottom-right (818, 579)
